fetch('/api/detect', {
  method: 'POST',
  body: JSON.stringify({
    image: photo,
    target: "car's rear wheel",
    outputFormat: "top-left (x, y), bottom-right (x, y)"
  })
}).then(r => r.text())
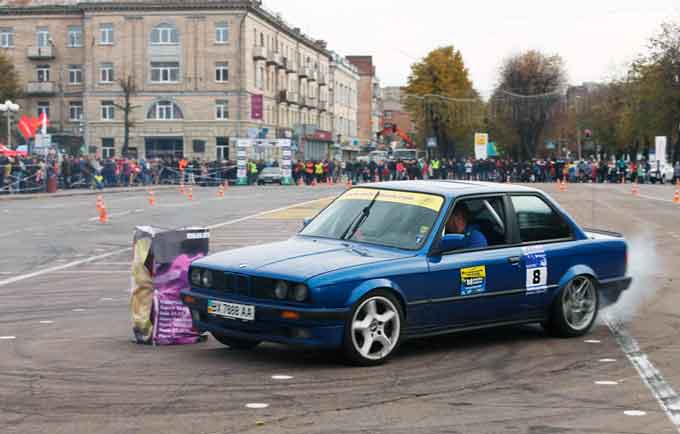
top-left (543, 276), bottom-right (599, 337)
top-left (343, 290), bottom-right (403, 366)
top-left (211, 332), bottom-right (261, 350)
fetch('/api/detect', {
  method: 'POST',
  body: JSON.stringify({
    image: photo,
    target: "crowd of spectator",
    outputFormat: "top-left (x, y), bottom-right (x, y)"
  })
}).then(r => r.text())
top-left (2, 153), bottom-right (680, 195)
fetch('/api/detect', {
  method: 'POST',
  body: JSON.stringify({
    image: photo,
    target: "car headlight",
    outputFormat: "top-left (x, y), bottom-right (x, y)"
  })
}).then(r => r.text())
top-left (274, 280), bottom-right (289, 300)
top-left (292, 284), bottom-right (309, 302)
top-left (190, 268), bottom-right (202, 287)
top-left (201, 270), bottom-right (213, 288)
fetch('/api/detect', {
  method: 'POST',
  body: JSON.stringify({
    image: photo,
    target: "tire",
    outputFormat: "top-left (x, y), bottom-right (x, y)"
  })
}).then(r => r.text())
top-left (342, 290), bottom-right (404, 366)
top-left (543, 275), bottom-right (599, 338)
top-left (211, 332), bottom-right (261, 350)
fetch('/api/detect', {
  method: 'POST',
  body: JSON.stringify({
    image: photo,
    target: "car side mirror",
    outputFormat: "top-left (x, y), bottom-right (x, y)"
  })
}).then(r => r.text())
top-left (302, 217), bottom-right (312, 228)
top-left (436, 234), bottom-right (466, 254)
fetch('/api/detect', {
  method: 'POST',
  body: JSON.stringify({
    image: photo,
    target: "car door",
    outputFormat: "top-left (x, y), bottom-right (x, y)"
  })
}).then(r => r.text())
top-left (507, 194), bottom-right (576, 317)
top-left (425, 195), bottom-right (528, 330)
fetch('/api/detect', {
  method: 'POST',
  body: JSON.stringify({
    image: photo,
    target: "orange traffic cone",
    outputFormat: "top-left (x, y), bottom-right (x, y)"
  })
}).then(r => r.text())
top-left (148, 190), bottom-right (155, 206)
top-left (99, 202), bottom-right (108, 224)
top-left (632, 182), bottom-right (639, 196)
top-left (187, 186), bottom-right (193, 201)
top-left (96, 195), bottom-right (104, 211)
top-left (218, 184), bottom-right (225, 197)
top-left (673, 188), bottom-right (680, 204)
top-left (179, 182), bottom-right (185, 195)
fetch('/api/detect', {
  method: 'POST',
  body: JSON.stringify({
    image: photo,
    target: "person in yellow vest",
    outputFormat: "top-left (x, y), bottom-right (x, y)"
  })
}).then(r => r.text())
top-left (248, 161), bottom-right (258, 185)
top-left (314, 161), bottom-right (324, 184)
top-left (431, 158), bottom-right (441, 179)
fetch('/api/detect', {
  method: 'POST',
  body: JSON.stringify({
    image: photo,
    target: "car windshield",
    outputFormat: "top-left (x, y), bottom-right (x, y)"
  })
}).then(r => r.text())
top-left (300, 188), bottom-right (445, 250)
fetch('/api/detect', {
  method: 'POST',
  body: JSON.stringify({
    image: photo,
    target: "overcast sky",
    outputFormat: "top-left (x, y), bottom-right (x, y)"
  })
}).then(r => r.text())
top-left (264, 0), bottom-right (680, 97)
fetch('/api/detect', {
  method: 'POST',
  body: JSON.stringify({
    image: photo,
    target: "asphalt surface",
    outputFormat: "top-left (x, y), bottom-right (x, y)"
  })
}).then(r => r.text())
top-left (1, 182), bottom-right (679, 434)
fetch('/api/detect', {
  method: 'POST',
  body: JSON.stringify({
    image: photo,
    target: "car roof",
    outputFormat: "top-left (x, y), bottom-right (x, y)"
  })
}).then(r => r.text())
top-left (355, 180), bottom-right (541, 198)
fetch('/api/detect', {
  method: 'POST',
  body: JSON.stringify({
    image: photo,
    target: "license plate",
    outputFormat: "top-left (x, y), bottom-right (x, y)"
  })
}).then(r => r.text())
top-left (207, 300), bottom-right (255, 321)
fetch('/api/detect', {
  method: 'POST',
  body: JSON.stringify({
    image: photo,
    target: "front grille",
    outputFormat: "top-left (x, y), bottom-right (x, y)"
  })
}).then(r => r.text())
top-left (213, 272), bottom-right (276, 299)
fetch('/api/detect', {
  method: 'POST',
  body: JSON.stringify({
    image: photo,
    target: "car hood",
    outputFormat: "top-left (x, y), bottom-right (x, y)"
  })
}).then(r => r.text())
top-left (192, 236), bottom-right (411, 280)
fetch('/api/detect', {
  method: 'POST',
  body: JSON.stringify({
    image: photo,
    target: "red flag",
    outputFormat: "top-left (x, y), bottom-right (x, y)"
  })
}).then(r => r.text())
top-left (18, 115), bottom-right (36, 140)
top-left (38, 111), bottom-right (49, 134)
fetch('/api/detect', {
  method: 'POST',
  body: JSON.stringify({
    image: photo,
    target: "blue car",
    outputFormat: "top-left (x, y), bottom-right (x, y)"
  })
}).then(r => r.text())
top-left (181, 181), bottom-right (631, 365)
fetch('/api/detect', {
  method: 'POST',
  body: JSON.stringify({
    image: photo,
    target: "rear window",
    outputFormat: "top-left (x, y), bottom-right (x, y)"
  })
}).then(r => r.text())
top-left (511, 195), bottom-right (571, 243)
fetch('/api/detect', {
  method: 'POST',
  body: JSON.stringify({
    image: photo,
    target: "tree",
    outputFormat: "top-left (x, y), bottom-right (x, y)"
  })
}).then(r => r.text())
top-left (0, 51), bottom-right (22, 144)
top-left (403, 46), bottom-right (484, 157)
top-left (114, 75), bottom-right (139, 158)
top-left (491, 50), bottom-right (566, 159)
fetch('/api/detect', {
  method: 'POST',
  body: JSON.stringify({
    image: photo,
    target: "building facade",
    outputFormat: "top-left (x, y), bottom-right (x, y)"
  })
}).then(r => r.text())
top-left (381, 86), bottom-right (415, 144)
top-left (346, 55), bottom-right (382, 146)
top-left (329, 52), bottom-right (358, 146)
top-left (0, 0), bottom-right (357, 161)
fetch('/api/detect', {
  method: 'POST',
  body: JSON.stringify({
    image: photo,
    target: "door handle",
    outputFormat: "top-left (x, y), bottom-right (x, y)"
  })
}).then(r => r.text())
top-left (507, 256), bottom-right (521, 265)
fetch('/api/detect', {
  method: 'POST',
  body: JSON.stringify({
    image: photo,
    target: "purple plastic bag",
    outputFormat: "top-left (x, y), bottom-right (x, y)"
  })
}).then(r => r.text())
top-left (152, 253), bottom-right (204, 345)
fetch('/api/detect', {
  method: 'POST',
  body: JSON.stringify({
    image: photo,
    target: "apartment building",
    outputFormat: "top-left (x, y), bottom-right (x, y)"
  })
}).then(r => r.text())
top-left (329, 52), bottom-right (358, 147)
top-left (346, 55), bottom-right (382, 146)
top-left (0, 0), bottom-right (351, 161)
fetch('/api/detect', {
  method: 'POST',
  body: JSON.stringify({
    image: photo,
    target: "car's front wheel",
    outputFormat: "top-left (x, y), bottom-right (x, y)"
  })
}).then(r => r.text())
top-left (343, 290), bottom-right (403, 366)
top-left (211, 332), bottom-right (261, 350)
top-left (543, 275), bottom-right (599, 337)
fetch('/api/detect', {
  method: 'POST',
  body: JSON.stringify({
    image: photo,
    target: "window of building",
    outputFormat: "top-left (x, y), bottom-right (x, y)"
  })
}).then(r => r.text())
top-left (37, 101), bottom-right (50, 118)
top-left (510, 196), bottom-right (572, 243)
top-left (69, 101), bottom-right (83, 121)
top-left (259, 32), bottom-right (264, 47)
top-left (147, 100), bottom-right (183, 120)
top-left (36, 65), bottom-right (50, 82)
top-left (68, 65), bottom-right (83, 85)
top-left (36, 27), bottom-right (50, 48)
top-left (1, 28), bottom-right (15, 48)
top-left (102, 138), bottom-right (115, 159)
top-left (216, 137), bottom-right (229, 161)
top-left (151, 24), bottom-right (179, 45)
top-left (99, 23), bottom-right (113, 45)
top-left (215, 100), bottom-right (229, 120)
top-left (99, 63), bottom-right (114, 83)
top-left (150, 62), bottom-right (180, 83)
top-left (68, 26), bottom-right (82, 47)
top-left (215, 62), bottom-right (229, 82)
top-left (215, 22), bottom-right (229, 44)
top-left (101, 101), bottom-right (115, 120)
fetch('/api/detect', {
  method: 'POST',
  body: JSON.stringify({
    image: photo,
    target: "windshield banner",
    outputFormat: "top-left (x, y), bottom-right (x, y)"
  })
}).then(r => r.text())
top-left (339, 188), bottom-right (444, 212)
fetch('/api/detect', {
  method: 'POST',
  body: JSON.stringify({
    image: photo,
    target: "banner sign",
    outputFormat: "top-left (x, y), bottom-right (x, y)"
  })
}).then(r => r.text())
top-left (251, 94), bottom-right (263, 120)
top-left (487, 142), bottom-right (498, 157)
top-left (654, 136), bottom-right (667, 163)
top-left (235, 139), bottom-right (293, 186)
top-left (236, 139), bottom-right (249, 185)
top-left (474, 133), bottom-right (489, 160)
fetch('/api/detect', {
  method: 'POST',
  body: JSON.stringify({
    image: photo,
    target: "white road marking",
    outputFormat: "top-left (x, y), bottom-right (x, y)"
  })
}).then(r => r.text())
top-left (100, 298), bottom-right (114, 301)
top-left (39, 320), bottom-right (53, 324)
top-left (0, 197), bottom-right (333, 288)
top-left (0, 336), bottom-right (16, 340)
top-left (271, 375), bottom-right (294, 380)
top-left (72, 308), bottom-right (86, 312)
top-left (599, 358), bottom-right (617, 363)
top-left (606, 316), bottom-right (680, 431)
top-left (595, 381), bottom-right (619, 386)
top-left (624, 410), bottom-right (648, 417)
top-left (584, 339), bottom-right (601, 344)
top-left (245, 403), bottom-right (269, 409)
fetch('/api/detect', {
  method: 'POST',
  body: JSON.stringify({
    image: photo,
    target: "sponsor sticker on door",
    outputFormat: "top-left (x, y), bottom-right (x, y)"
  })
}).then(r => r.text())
top-left (523, 246), bottom-right (548, 294)
top-left (461, 265), bottom-right (486, 296)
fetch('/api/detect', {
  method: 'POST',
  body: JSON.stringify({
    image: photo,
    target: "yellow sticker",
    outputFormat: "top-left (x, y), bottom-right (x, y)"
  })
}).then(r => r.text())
top-left (338, 188), bottom-right (444, 212)
top-left (460, 265), bottom-right (486, 296)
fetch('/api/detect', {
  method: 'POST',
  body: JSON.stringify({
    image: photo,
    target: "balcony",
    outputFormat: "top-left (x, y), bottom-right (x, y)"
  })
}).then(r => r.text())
top-left (298, 67), bottom-right (311, 79)
top-left (287, 91), bottom-right (298, 105)
top-left (269, 51), bottom-right (283, 67)
top-left (286, 59), bottom-right (297, 74)
top-left (306, 96), bottom-right (317, 110)
top-left (26, 81), bottom-right (56, 95)
top-left (27, 46), bottom-right (54, 60)
top-left (318, 74), bottom-right (328, 86)
top-left (307, 70), bottom-right (317, 82)
top-left (318, 100), bottom-right (328, 112)
top-left (253, 46), bottom-right (268, 61)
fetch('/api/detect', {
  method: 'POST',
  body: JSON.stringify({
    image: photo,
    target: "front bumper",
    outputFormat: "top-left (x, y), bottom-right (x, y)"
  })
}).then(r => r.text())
top-left (599, 276), bottom-right (633, 307)
top-left (180, 290), bottom-right (349, 348)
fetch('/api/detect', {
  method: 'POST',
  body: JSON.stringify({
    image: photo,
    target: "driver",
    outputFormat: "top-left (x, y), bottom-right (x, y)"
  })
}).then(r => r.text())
top-left (445, 202), bottom-right (488, 249)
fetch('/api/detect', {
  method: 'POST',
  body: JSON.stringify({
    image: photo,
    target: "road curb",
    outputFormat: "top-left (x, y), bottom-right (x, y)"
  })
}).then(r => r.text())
top-left (0, 185), bottom-right (180, 201)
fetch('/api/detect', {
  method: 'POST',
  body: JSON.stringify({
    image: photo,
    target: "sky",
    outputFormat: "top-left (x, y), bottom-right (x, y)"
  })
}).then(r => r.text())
top-left (264, 0), bottom-right (680, 97)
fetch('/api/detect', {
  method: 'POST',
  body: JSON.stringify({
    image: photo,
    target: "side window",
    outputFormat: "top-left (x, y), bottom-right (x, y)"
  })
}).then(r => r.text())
top-left (511, 196), bottom-right (571, 243)
top-left (446, 197), bottom-right (507, 247)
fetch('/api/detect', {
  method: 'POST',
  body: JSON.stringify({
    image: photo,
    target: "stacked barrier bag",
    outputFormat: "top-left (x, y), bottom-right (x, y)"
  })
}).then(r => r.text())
top-left (130, 226), bottom-right (209, 345)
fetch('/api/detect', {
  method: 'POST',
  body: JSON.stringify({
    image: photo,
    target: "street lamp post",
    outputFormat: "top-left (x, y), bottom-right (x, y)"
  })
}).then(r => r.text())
top-left (0, 100), bottom-right (20, 149)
